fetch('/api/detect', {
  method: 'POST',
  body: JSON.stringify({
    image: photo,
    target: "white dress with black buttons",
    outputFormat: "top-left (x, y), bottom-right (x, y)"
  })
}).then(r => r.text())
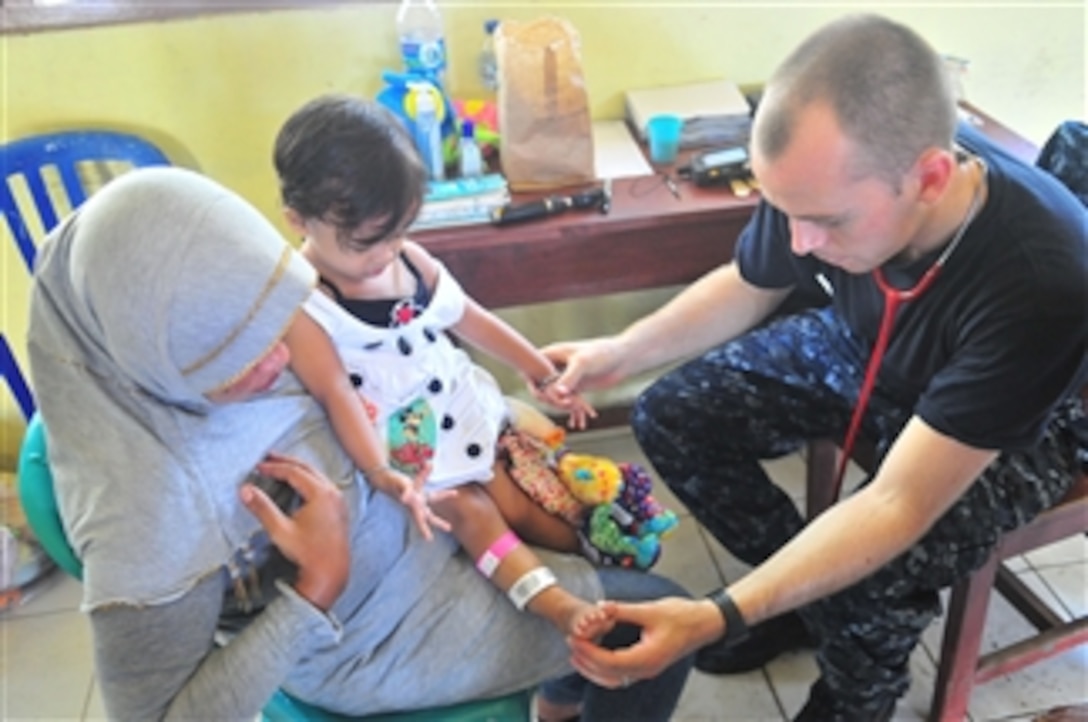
top-left (302, 260), bottom-right (509, 490)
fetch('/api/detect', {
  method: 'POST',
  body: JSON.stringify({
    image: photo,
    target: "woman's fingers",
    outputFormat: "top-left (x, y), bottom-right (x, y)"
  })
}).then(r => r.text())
top-left (244, 452), bottom-right (350, 610)
top-left (256, 454), bottom-right (330, 502)
top-left (239, 483), bottom-right (288, 537)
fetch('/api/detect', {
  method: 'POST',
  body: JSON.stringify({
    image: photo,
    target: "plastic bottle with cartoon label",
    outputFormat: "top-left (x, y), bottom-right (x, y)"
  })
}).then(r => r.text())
top-left (397, 0), bottom-right (447, 86)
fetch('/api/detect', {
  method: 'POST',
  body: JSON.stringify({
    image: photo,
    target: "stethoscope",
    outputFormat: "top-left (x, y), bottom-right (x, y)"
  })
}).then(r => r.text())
top-left (828, 156), bottom-right (987, 501)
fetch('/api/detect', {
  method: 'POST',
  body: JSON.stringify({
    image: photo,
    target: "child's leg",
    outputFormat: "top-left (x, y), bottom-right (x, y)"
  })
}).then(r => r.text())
top-left (484, 463), bottom-right (580, 552)
top-left (432, 484), bottom-right (612, 639)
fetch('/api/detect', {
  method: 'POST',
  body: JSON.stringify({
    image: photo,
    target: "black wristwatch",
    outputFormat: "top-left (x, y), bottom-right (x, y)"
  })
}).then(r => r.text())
top-left (708, 588), bottom-right (750, 644)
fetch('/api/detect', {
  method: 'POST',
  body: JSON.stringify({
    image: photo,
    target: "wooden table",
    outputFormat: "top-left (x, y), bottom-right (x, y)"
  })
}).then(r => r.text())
top-left (414, 104), bottom-right (1038, 427)
top-left (414, 166), bottom-right (757, 310)
top-left (415, 103), bottom-right (1034, 312)
top-left (414, 104), bottom-right (1037, 426)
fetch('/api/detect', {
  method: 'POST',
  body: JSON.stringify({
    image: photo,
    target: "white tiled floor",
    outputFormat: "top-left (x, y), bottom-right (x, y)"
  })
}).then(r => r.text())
top-left (2, 429), bottom-right (1085, 721)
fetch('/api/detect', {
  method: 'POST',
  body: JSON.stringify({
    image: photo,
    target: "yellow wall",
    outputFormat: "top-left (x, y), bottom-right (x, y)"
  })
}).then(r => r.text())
top-left (1, 2), bottom-right (1084, 464)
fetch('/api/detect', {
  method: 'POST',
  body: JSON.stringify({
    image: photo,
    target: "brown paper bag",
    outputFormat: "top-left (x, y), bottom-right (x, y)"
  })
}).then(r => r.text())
top-left (496, 17), bottom-right (595, 191)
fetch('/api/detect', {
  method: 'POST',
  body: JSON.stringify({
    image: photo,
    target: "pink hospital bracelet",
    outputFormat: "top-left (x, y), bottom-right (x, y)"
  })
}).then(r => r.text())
top-left (476, 530), bottom-right (521, 578)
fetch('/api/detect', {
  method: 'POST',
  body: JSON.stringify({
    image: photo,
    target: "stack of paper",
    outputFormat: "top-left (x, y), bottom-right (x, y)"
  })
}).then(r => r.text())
top-left (410, 173), bottom-right (510, 231)
top-left (592, 121), bottom-right (653, 180)
top-left (625, 79), bottom-right (752, 149)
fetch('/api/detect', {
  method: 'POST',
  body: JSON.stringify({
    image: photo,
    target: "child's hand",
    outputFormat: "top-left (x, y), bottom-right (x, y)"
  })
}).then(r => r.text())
top-left (371, 464), bottom-right (454, 541)
top-left (563, 393), bottom-right (597, 430)
top-left (529, 375), bottom-right (598, 430)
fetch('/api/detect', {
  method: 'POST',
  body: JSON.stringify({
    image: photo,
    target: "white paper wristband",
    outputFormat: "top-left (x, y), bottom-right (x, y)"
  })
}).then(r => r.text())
top-left (507, 567), bottom-right (558, 611)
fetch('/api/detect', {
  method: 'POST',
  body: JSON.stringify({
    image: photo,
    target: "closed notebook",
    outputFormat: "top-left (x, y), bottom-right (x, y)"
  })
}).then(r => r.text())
top-left (411, 186), bottom-right (510, 231)
top-left (625, 79), bottom-right (751, 146)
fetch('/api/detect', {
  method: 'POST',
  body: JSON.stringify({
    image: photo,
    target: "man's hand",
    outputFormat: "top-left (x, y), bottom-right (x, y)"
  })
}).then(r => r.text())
top-left (541, 337), bottom-right (628, 397)
top-left (240, 452), bottom-right (350, 611)
top-left (567, 597), bottom-right (722, 687)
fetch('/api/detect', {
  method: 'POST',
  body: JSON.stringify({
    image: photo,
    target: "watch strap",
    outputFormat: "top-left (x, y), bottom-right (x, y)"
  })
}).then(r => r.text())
top-left (708, 588), bottom-right (750, 644)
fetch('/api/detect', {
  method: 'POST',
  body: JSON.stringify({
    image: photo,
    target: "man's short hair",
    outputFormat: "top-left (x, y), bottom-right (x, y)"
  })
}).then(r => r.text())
top-left (755, 14), bottom-right (958, 187)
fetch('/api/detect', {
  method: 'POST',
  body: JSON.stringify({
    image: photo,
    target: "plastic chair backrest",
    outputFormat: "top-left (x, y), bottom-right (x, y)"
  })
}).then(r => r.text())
top-left (1, 130), bottom-right (170, 273)
top-left (1, 333), bottom-right (35, 420)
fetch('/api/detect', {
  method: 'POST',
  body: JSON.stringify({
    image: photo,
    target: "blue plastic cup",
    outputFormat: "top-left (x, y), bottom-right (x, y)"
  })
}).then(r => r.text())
top-left (646, 114), bottom-right (683, 164)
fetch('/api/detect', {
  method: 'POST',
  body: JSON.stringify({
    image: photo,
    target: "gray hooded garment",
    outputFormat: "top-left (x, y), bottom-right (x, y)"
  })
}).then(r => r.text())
top-left (28, 167), bottom-right (599, 719)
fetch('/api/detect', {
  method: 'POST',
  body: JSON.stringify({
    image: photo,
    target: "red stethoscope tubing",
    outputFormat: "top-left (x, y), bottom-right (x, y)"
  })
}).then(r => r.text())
top-left (831, 264), bottom-right (944, 501)
top-left (829, 153), bottom-right (984, 500)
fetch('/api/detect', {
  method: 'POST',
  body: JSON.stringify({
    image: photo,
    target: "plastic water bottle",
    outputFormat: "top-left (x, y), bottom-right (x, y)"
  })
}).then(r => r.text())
top-left (478, 19), bottom-right (499, 92)
top-left (458, 120), bottom-right (484, 178)
top-left (410, 82), bottom-right (445, 181)
top-left (397, 0), bottom-right (447, 86)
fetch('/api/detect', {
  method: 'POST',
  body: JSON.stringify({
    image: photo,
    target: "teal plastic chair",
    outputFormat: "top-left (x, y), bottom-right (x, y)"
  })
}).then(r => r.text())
top-left (261, 688), bottom-right (531, 722)
top-left (16, 412), bottom-right (531, 722)
top-left (16, 414), bottom-right (81, 578)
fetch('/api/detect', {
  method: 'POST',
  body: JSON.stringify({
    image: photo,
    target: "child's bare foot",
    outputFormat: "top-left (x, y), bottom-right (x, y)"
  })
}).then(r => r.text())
top-left (530, 587), bottom-right (616, 639)
top-left (569, 599), bottom-right (617, 640)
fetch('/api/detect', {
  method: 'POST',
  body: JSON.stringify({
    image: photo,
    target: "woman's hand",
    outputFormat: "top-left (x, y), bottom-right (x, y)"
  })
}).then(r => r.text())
top-left (567, 597), bottom-right (721, 688)
top-left (240, 452), bottom-right (350, 611)
top-left (374, 463), bottom-right (454, 541)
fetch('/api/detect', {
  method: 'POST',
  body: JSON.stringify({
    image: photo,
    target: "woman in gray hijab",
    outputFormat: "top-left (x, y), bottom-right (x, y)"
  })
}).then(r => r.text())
top-left (27, 166), bottom-right (693, 721)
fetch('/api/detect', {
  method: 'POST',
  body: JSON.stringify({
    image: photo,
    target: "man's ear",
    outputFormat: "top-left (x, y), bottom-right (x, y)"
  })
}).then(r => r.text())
top-left (283, 207), bottom-right (307, 235)
top-left (913, 148), bottom-right (956, 204)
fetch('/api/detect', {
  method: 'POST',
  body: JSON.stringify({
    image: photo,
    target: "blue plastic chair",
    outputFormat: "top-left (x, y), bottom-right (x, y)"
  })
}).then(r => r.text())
top-left (2, 130), bottom-right (172, 420)
top-left (1, 333), bottom-right (35, 420)
top-left (1, 129), bottom-right (171, 273)
top-left (16, 412), bottom-right (531, 722)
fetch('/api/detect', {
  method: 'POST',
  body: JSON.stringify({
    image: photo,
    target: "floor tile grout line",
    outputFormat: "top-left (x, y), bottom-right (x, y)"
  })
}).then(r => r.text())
top-left (1030, 567), bottom-right (1078, 620)
top-left (82, 672), bottom-right (96, 721)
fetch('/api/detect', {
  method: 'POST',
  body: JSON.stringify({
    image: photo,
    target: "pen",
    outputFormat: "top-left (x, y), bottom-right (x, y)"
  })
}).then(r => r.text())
top-left (661, 173), bottom-right (680, 200)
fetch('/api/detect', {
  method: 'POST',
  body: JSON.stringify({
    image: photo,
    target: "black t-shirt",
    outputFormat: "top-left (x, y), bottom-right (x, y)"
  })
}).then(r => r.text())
top-left (737, 124), bottom-right (1087, 450)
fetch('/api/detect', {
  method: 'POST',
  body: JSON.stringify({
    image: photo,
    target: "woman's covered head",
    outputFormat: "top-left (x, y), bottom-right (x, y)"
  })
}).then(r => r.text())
top-left (30, 166), bottom-right (315, 404)
top-left (274, 94), bottom-right (428, 249)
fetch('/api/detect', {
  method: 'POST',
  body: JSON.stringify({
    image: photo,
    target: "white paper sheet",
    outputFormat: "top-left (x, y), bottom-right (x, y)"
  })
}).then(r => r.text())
top-left (593, 120), bottom-right (653, 180)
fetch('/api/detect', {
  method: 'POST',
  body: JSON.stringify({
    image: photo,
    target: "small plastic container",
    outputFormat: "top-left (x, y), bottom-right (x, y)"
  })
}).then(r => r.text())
top-left (458, 120), bottom-right (484, 178)
top-left (646, 114), bottom-right (684, 164)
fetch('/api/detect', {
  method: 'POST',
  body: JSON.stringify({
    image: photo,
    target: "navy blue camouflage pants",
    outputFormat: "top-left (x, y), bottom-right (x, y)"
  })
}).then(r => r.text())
top-left (632, 307), bottom-right (1084, 710)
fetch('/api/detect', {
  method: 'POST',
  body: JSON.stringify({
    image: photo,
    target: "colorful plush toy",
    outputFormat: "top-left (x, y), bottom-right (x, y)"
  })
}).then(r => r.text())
top-left (502, 398), bottom-right (679, 570)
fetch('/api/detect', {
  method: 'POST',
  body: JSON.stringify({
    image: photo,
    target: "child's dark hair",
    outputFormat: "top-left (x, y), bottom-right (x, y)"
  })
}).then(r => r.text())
top-left (274, 94), bottom-right (427, 247)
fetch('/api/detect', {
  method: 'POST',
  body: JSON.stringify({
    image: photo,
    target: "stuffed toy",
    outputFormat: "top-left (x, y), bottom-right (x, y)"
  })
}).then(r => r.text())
top-left (501, 398), bottom-right (679, 570)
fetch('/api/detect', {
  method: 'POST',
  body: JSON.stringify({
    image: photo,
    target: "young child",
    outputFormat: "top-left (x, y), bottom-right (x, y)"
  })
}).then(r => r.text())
top-left (273, 94), bottom-right (611, 639)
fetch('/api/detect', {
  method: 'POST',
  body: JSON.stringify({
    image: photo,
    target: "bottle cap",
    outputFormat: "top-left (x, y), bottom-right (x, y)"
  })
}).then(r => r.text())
top-left (461, 120), bottom-right (475, 139)
top-left (484, 19), bottom-right (499, 34)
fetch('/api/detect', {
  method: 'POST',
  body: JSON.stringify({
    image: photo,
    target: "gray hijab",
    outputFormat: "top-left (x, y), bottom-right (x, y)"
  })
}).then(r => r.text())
top-left (26, 167), bottom-right (338, 610)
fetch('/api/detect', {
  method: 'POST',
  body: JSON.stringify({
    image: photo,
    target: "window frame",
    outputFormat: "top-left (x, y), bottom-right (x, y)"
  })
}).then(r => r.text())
top-left (1, 0), bottom-right (364, 34)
